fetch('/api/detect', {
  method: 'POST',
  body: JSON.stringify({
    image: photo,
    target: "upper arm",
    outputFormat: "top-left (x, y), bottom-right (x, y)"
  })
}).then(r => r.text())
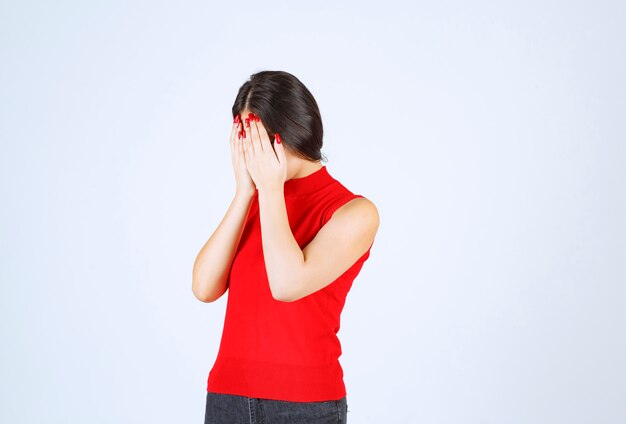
top-left (280, 197), bottom-right (379, 302)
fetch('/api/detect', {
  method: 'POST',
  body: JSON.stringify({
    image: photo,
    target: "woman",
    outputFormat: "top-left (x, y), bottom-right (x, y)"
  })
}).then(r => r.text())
top-left (192, 70), bottom-right (379, 424)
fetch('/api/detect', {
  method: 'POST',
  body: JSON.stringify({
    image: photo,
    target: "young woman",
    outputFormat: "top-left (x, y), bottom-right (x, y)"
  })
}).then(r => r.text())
top-left (192, 70), bottom-right (379, 424)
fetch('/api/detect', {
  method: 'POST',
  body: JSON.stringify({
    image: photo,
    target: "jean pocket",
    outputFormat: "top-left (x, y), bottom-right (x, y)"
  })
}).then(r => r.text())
top-left (261, 398), bottom-right (340, 423)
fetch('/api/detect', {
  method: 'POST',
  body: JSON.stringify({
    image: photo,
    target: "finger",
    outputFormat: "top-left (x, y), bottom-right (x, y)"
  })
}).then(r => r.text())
top-left (249, 114), bottom-right (263, 154)
top-left (274, 132), bottom-right (287, 164)
top-left (239, 130), bottom-right (246, 163)
top-left (241, 128), bottom-right (249, 162)
top-left (235, 125), bottom-right (244, 160)
top-left (243, 115), bottom-right (254, 155)
top-left (242, 124), bottom-right (254, 160)
top-left (232, 123), bottom-right (241, 157)
top-left (255, 118), bottom-right (274, 156)
top-left (230, 115), bottom-right (241, 152)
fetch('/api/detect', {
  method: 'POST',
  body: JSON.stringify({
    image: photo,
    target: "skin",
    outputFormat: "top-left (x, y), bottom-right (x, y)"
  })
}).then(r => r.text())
top-left (192, 108), bottom-right (379, 303)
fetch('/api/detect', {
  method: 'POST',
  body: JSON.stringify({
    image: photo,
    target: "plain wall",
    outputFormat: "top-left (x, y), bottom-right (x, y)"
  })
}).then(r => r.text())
top-left (1, 0), bottom-right (624, 423)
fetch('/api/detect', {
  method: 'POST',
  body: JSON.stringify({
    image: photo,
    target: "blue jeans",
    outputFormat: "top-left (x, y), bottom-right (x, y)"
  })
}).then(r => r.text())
top-left (204, 391), bottom-right (348, 424)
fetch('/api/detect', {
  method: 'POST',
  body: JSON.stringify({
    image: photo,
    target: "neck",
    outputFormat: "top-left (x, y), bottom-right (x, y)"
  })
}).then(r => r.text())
top-left (283, 163), bottom-right (333, 197)
top-left (289, 160), bottom-right (323, 180)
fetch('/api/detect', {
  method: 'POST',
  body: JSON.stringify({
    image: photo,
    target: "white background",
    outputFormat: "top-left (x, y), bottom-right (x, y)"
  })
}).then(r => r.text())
top-left (1, 1), bottom-right (625, 423)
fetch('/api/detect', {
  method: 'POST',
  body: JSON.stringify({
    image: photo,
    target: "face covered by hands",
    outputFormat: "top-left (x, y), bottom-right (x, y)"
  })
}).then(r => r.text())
top-left (239, 112), bottom-right (288, 194)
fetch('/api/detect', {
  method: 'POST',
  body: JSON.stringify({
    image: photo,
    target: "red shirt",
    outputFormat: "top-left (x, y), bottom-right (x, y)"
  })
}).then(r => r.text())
top-left (206, 165), bottom-right (374, 402)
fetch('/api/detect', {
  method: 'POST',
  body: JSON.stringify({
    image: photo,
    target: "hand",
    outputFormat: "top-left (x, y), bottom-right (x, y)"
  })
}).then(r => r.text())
top-left (230, 114), bottom-right (256, 196)
top-left (242, 113), bottom-right (287, 194)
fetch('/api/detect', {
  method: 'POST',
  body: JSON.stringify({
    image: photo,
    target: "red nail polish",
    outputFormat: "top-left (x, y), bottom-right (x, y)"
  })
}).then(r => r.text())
top-left (234, 114), bottom-right (240, 124)
top-left (276, 133), bottom-right (281, 144)
top-left (245, 118), bottom-right (250, 127)
top-left (238, 130), bottom-right (242, 139)
top-left (254, 115), bottom-right (260, 122)
top-left (248, 113), bottom-right (254, 121)
top-left (242, 129), bottom-right (246, 138)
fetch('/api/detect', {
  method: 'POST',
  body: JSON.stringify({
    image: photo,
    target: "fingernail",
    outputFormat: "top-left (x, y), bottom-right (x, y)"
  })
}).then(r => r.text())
top-left (242, 129), bottom-right (246, 138)
top-left (238, 130), bottom-right (242, 139)
top-left (254, 115), bottom-right (260, 122)
top-left (245, 118), bottom-right (250, 127)
top-left (276, 133), bottom-right (281, 144)
top-left (248, 113), bottom-right (254, 121)
top-left (234, 114), bottom-right (240, 124)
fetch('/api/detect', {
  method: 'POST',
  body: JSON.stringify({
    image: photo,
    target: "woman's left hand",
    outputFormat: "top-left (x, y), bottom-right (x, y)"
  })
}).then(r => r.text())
top-left (242, 113), bottom-right (287, 193)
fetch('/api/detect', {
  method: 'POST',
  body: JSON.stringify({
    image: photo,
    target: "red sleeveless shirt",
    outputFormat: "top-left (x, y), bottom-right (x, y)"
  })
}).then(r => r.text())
top-left (206, 165), bottom-right (374, 402)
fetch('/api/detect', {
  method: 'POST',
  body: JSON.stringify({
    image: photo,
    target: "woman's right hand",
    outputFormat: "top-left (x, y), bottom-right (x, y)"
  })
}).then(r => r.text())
top-left (230, 114), bottom-right (256, 197)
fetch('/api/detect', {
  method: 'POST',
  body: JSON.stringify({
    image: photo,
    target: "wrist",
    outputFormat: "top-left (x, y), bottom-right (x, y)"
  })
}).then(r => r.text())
top-left (257, 184), bottom-right (284, 197)
top-left (235, 188), bottom-right (256, 200)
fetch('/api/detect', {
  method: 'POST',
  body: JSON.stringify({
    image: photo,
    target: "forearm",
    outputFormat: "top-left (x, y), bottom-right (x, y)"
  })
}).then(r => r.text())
top-left (192, 191), bottom-right (255, 302)
top-left (257, 188), bottom-right (305, 301)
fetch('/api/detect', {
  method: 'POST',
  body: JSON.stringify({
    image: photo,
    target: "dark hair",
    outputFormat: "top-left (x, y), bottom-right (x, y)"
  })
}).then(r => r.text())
top-left (232, 70), bottom-right (326, 162)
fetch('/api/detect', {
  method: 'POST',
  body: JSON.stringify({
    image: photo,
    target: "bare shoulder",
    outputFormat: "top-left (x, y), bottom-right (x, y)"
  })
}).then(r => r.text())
top-left (331, 196), bottom-right (380, 233)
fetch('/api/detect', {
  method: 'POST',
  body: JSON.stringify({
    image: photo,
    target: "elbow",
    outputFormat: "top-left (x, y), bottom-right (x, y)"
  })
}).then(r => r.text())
top-left (269, 280), bottom-right (297, 303)
top-left (271, 292), bottom-right (293, 303)
top-left (192, 286), bottom-right (214, 303)
top-left (192, 279), bottom-right (222, 303)
top-left (193, 289), bottom-right (215, 303)
top-left (271, 292), bottom-right (294, 303)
